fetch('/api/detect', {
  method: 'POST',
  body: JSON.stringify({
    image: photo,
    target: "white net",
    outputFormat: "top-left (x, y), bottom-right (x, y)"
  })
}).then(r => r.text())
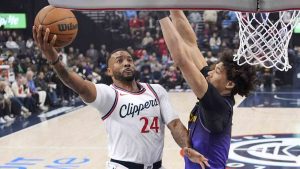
top-left (234, 11), bottom-right (300, 71)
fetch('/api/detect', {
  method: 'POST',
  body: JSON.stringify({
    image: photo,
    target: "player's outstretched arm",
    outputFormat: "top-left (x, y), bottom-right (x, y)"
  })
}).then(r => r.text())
top-left (170, 10), bottom-right (197, 46)
top-left (167, 119), bottom-right (210, 169)
top-left (32, 25), bottom-right (96, 103)
top-left (155, 83), bottom-right (210, 168)
top-left (167, 119), bottom-right (190, 148)
top-left (159, 17), bottom-right (208, 98)
top-left (170, 10), bottom-right (207, 71)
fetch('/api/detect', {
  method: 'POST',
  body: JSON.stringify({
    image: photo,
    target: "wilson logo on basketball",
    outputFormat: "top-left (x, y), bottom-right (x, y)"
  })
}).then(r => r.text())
top-left (58, 23), bottom-right (78, 31)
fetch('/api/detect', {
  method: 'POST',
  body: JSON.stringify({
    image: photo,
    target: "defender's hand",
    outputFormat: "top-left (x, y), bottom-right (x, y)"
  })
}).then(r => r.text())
top-left (32, 25), bottom-right (58, 63)
top-left (183, 147), bottom-right (210, 169)
top-left (156, 11), bottom-right (170, 20)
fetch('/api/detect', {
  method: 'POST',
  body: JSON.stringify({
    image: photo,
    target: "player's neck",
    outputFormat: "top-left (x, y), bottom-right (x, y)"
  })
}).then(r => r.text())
top-left (113, 80), bottom-right (140, 92)
top-left (220, 89), bottom-right (232, 96)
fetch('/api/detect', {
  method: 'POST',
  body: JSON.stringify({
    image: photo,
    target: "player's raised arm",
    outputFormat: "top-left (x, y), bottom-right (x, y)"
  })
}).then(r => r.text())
top-left (170, 11), bottom-right (197, 45)
top-left (169, 10), bottom-right (207, 71)
top-left (32, 25), bottom-right (96, 103)
top-left (159, 16), bottom-right (208, 99)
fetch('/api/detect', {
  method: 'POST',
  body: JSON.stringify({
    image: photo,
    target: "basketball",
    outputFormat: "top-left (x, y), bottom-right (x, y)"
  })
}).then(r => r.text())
top-left (34, 5), bottom-right (78, 48)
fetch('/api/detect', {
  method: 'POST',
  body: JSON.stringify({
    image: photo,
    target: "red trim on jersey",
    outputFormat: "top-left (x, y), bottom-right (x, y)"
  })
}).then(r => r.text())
top-left (112, 83), bottom-right (146, 95)
top-left (102, 90), bottom-right (119, 120)
top-left (146, 84), bottom-right (160, 104)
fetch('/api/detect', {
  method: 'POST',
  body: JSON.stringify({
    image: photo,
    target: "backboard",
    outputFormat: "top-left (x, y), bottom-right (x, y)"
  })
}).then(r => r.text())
top-left (47, 0), bottom-right (300, 71)
top-left (48, 0), bottom-right (300, 12)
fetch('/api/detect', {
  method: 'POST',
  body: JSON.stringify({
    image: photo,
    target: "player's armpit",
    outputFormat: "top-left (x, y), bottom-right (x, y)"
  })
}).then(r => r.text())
top-left (179, 59), bottom-right (208, 99)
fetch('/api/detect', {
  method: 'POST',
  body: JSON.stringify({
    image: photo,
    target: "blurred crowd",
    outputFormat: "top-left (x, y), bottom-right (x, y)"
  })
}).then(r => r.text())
top-left (1, 10), bottom-right (300, 124)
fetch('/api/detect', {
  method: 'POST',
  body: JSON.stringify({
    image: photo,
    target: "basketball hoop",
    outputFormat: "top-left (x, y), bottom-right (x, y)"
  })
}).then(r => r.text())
top-left (234, 11), bottom-right (300, 71)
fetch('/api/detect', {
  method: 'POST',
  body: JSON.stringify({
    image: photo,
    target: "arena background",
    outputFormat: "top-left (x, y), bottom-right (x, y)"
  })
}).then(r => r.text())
top-left (0, 0), bottom-right (300, 168)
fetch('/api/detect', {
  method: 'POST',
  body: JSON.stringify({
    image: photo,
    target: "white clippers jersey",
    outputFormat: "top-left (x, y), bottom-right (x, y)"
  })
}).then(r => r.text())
top-left (85, 82), bottom-right (178, 165)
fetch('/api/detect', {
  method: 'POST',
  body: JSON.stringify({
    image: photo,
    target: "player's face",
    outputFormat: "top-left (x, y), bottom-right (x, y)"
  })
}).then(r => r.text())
top-left (206, 62), bottom-right (232, 93)
top-left (108, 51), bottom-right (136, 82)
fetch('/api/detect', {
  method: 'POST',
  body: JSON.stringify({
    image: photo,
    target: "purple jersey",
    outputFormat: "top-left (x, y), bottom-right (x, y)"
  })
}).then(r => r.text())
top-left (184, 96), bottom-right (233, 169)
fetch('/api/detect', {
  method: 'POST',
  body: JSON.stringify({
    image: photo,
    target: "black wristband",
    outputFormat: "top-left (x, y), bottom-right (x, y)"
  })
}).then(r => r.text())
top-left (48, 57), bottom-right (60, 65)
top-left (200, 66), bottom-right (210, 77)
top-left (157, 11), bottom-right (169, 20)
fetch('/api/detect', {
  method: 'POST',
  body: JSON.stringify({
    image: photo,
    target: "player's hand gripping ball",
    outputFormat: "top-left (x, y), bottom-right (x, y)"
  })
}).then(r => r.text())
top-left (34, 5), bottom-right (78, 48)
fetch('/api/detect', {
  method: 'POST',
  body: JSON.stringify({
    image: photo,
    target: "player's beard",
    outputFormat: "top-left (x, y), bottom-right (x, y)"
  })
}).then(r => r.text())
top-left (113, 70), bottom-right (136, 82)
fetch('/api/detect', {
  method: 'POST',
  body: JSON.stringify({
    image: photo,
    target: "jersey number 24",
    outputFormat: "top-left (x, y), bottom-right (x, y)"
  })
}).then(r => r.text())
top-left (140, 116), bottom-right (159, 133)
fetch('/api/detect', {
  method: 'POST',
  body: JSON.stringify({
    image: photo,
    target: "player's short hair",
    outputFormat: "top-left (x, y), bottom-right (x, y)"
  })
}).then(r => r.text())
top-left (220, 49), bottom-right (257, 97)
top-left (106, 48), bottom-right (131, 66)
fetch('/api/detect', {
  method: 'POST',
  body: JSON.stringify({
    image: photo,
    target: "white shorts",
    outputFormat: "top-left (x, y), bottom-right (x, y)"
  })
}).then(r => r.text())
top-left (106, 161), bottom-right (165, 169)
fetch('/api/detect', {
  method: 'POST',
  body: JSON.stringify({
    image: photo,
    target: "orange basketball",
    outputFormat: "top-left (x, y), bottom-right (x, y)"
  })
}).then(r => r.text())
top-left (34, 5), bottom-right (78, 48)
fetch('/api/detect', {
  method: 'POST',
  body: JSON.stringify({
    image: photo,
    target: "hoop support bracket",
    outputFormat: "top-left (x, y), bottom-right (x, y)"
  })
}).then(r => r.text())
top-left (256, 0), bottom-right (260, 12)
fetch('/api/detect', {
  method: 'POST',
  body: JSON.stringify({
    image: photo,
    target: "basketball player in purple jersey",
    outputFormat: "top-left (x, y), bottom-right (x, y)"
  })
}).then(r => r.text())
top-left (159, 11), bottom-right (256, 168)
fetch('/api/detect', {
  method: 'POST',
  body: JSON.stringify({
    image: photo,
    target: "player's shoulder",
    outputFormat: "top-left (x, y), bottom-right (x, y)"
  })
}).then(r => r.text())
top-left (145, 83), bottom-right (167, 95)
top-left (141, 82), bottom-right (161, 89)
top-left (147, 83), bottom-right (163, 89)
top-left (95, 83), bottom-right (112, 88)
top-left (94, 83), bottom-right (116, 92)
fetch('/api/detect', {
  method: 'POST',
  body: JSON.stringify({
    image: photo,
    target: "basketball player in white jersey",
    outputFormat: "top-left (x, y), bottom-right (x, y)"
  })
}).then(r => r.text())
top-left (32, 25), bottom-right (210, 169)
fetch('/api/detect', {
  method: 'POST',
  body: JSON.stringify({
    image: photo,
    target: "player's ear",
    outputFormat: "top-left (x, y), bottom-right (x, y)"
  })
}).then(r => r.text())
top-left (225, 80), bottom-right (235, 90)
top-left (107, 67), bottom-right (112, 76)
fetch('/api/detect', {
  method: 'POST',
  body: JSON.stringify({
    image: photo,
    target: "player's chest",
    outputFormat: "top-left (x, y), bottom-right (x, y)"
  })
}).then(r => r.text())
top-left (113, 92), bottom-right (160, 119)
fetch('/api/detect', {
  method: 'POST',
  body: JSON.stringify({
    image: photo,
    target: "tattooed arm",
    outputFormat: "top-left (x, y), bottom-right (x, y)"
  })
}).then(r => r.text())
top-left (32, 25), bottom-right (96, 103)
top-left (152, 83), bottom-right (209, 168)
top-left (51, 61), bottom-right (96, 103)
top-left (167, 119), bottom-right (190, 148)
top-left (167, 119), bottom-right (210, 168)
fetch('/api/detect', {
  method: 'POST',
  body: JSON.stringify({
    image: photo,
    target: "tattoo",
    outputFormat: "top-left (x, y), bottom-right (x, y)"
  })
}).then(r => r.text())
top-left (55, 63), bottom-right (71, 80)
top-left (52, 62), bottom-right (84, 95)
top-left (53, 62), bottom-right (71, 83)
top-left (169, 119), bottom-right (190, 148)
